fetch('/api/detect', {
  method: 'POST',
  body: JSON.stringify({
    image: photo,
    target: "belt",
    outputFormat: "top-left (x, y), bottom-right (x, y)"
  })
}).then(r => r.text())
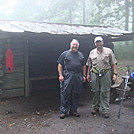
top-left (92, 68), bottom-right (109, 76)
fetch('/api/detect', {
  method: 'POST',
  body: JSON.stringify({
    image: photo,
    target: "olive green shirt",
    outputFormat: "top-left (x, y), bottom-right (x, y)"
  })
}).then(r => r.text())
top-left (86, 47), bottom-right (117, 70)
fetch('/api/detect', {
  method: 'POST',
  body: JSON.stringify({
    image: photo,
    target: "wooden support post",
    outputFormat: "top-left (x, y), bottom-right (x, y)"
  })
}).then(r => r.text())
top-left (24, 40), bottom-right (30, 97)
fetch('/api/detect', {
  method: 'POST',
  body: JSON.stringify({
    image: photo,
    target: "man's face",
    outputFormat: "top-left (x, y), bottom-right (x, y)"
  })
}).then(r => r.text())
top-left (95, 41), bottom-right (104, 48)
top-left (70, 43), bottom-right (79, 52)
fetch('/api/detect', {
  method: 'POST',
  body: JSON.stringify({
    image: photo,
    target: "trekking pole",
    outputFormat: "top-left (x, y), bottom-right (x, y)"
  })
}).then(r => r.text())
top-left (118, 66), bottom-right (130, 119)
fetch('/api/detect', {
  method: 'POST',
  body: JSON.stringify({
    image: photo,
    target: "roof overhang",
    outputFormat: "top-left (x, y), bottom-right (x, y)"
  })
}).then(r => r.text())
top-left (0, 20), bottom-right (133, 42)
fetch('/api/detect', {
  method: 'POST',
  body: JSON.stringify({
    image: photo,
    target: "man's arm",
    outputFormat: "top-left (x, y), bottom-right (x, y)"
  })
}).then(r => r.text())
top-left (82, 65), bottom-right (86, 82)
top-left (87, 66), bottom-right (91, 82)
top-left (58, 64), bottom-right (64, 81)
top-left (112, 64), bottom-right (117, 82)
top-left (86, 56), bottom-right (92, 82)
top-left (82, 65), bottom-right (86, 76)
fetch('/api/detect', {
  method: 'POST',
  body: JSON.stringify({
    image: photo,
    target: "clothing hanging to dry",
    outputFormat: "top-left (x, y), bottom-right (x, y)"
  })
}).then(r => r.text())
top-left (6, 44), bottom-right (14, 72)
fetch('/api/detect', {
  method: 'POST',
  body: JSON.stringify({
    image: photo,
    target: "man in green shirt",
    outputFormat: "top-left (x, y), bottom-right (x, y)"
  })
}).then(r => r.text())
top-left (86, 36), bottom-right (117, 118)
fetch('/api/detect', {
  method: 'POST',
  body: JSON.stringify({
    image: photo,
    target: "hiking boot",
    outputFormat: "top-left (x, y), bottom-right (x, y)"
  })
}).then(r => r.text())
top-left (60, 113), bottom-right (66, 119)
top-left (102, 113), bottom-right (110, 118)
top-left (91, 109), bottom-right (99, 115)
top-left (69, 112), bottom-right (80, 117)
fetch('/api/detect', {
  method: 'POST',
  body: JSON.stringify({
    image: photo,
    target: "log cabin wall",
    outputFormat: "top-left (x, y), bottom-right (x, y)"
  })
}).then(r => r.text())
top-left (0, 33), bottom-right (114, 98)
top-left (0, 37), bottom-right (26, 98)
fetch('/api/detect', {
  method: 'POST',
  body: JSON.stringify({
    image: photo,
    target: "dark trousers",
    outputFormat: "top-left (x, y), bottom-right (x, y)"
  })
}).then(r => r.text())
top-left (60, 71), bottom-right (83, 114)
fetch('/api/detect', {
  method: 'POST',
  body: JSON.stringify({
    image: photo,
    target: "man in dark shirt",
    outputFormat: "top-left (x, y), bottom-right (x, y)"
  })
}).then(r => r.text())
top-left (57, 39), bottom-right (86, 119)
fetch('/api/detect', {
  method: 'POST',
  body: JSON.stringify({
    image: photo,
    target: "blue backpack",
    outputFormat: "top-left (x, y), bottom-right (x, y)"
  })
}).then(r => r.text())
top-left (130, 71), bottom-right (134, 78)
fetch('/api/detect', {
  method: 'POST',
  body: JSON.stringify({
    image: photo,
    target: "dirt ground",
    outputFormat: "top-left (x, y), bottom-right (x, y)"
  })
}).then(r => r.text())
top-left (0, 59), bottom-right (134, 134)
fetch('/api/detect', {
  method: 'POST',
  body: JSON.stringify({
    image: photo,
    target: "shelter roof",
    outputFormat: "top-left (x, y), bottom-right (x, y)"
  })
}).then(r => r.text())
top-left (0, 20), bottom-right (133, 41)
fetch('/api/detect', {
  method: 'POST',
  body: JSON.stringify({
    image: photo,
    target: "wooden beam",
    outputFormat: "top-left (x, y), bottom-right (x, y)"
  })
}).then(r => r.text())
top-left (24, 40), bottom-right (30, 97)
top-left (0, 88), bottom-right (24, 98)
top-left (30, 75), bottom-right (58, 81)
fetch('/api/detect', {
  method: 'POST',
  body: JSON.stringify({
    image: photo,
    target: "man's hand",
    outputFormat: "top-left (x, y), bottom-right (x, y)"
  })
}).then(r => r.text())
top-left (59, 75), bottom-right (64, 82)
top-left (113, 74), bottom-right (117, 82)
top-left (83, 76), bottom-right (86, 82)
top-left (58, 64), bottom-right (64, 82)
top-left (87, 74), bottom-right (90, 82)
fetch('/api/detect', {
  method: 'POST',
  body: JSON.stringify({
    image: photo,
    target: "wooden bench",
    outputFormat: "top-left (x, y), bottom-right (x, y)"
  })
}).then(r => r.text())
top-left (110, 81), bottom-right (123, 103)
top-left (29, 75), bottom-right (58, 90)
top-left (110, 76), bottom-right (133, 103)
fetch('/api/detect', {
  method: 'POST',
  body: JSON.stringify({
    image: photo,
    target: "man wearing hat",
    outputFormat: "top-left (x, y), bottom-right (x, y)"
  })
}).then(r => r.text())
top-left (86, 36), bottom-right (117, 118)
top-left (57, 39), bottom-right (86, 119)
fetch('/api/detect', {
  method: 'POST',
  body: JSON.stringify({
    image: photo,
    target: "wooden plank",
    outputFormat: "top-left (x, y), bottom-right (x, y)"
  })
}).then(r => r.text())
top-left (0, 88), bottom-right (24, 98)
top-left (13, 51), bottom-right (24, 56)
top-left (2, 60), bottom-right (24, 67)
top-left (30, 75), bottom-right (58, 81)
top-left (10, 46), bottom-right (24, 50)
top-left (3, 65), bottom-right (24, 73)
top-left (2, 80), bottom-right (24, 89)
top-left (2, 73), bottom-right (24, 80)
top-left (2, 52), bottom-right (24, 63)
top-left (24, 40), bottom-right (30, 97)
top-left (0, 34), bottom-right (10, 39)
top-left (12, 55), bottom-right (24, 61)
top-left (29, 75), bottom-right (58, 90)
top-left (9, 43), bottom-right (24, 49)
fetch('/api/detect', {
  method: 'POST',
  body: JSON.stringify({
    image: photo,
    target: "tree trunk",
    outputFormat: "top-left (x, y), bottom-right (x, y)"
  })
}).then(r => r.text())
top-left (125, 0), bottom-right (129, 31)
top-left (132, 0), bottom-right (134, 55)
top-left (125, 0), bottom-right (129, 45)
top-left (132, 0), bottom-right (134, 32)
top-left (69, 8), bottom-right (72, 24)
top-left (83, 0), bottom-right (86, 24)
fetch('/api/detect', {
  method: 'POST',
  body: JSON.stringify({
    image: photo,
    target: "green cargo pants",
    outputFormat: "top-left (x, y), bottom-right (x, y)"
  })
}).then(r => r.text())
top-left (90, 70), bottom-right (111, 113)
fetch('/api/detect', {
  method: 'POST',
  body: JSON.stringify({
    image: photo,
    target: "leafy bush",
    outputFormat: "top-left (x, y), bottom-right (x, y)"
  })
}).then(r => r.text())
top-left (114, 41), bottom-right (134, 59)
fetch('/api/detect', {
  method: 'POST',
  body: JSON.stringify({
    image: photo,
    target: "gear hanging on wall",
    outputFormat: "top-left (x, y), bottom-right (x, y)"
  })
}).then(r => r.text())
top-left (6, 44), bottom-right (14, 72)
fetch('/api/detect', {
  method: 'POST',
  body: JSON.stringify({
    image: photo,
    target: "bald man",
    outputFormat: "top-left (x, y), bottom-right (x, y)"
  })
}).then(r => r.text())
top-left (57, 39), bottom-right (86, 119)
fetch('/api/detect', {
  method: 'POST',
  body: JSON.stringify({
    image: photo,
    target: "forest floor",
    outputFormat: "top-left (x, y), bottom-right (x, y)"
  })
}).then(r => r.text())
top-left (0, 59), bottom-right (134, 134)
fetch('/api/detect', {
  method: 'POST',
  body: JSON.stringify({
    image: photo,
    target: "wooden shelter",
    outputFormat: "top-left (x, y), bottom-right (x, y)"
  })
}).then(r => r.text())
top-left (0, 20), bottom-right (133, 98)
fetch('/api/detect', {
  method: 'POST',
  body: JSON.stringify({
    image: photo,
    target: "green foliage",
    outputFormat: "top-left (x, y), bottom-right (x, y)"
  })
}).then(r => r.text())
top-left (114, 41), bottom-right (134, 59)
top-left (0, 0), bottom-right (133, 32)
top-left (89, 0), bottom-right (125, 28)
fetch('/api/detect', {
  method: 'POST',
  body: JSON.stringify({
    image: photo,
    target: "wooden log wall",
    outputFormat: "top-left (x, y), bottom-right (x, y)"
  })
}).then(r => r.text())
top-left (0, 38), bottom-right (25, 98)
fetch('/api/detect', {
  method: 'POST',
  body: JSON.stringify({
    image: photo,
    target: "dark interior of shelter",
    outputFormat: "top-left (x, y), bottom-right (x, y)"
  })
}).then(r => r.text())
top-left (28, 34), bottom-right (91, 91)
top-left (24, 34), bottom-right (115, 107)
top-left (27, 34), bottom-right (114, 98)
top-left (29, 34), bottom-right (94, 77)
